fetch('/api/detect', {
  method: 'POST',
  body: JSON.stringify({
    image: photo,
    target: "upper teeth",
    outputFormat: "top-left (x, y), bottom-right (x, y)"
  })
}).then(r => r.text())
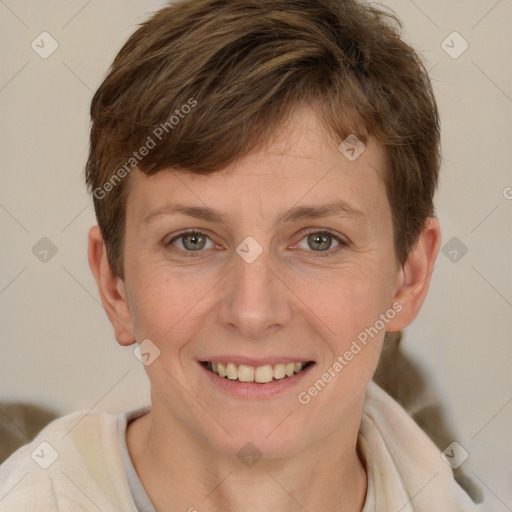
top-left (210, 362), bottom-right (305, 383)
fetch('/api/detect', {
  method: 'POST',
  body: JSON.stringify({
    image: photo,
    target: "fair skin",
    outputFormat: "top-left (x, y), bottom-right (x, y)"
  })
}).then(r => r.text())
top-left (88, 106), bottom-right (440, 512)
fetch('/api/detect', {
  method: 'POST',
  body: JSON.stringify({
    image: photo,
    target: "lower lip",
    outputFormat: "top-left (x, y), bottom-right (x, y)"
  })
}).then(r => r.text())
top-left (199, 361), bottom-right (315, 399)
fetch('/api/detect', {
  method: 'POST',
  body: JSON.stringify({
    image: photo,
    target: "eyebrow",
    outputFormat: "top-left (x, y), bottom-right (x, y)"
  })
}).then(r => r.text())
top-left (142, 199), bottom-right (367, 226)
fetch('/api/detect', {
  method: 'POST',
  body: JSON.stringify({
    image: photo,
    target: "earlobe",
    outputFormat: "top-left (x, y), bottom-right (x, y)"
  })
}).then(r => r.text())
top-left (87, 225), bottom-right (136, 346)
top-left (386, 217), bottom-right (441, 332)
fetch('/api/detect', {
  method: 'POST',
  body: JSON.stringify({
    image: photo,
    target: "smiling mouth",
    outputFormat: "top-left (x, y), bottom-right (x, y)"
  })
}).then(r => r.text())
top-left (201, 361), bottom-right (315, 383)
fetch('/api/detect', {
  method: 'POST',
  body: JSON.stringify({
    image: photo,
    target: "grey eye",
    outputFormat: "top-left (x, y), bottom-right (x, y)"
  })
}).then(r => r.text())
top-left (169, 231), bottom-right (214, 252)
top-left (181, 233), bottom-right (207, 251)
top-left (307, 233), bottom-right (334, 251)
top-left (295, 232), bottom-right (342, 252)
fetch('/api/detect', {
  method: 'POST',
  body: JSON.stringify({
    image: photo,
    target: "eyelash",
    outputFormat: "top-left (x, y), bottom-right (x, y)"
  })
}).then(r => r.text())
top-left (166, 229), bottom-right (348, 258)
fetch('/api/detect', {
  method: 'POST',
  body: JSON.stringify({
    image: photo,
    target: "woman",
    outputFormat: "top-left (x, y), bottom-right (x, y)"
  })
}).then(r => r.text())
top-left (0, 0), bottom-right (489, 510)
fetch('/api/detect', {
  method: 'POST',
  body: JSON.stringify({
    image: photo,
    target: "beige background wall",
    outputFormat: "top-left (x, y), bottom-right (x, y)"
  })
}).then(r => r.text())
top-left (1, 0), bottom-right (511, 507)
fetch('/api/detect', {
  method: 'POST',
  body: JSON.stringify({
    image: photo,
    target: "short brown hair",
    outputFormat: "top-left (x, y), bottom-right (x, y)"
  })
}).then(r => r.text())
top-left (85, 0), bottom-right (440, 280)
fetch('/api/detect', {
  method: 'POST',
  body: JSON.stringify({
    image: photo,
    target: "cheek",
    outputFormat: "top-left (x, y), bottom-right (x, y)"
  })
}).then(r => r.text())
top-left (294, 261), bottom-right (392, 336)
top-left (127, 265), bottom-right (206, 342)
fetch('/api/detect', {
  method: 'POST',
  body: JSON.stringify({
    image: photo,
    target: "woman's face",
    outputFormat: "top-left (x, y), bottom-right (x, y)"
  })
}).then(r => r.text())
top-left (118, 107), bottom-right (405, 458)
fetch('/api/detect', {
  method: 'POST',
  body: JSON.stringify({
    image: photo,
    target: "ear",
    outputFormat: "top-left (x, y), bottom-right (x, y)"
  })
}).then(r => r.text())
top-left (386, 217), bottom-right (441, 332)
top-left (87, 225), bottom-right (136, 346)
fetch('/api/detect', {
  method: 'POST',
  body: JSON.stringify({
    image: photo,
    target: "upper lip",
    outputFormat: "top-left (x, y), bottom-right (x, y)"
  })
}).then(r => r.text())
top-left (199, 356), bottom-right (315, 366)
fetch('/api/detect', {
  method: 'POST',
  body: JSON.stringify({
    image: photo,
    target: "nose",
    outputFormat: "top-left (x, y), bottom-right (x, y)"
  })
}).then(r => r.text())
top-left (218, 245), bottom-right (293, 340)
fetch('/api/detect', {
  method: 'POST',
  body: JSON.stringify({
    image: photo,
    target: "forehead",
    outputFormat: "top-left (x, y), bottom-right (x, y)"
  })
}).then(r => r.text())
top-left (126, 107), bottom-right (389, 228)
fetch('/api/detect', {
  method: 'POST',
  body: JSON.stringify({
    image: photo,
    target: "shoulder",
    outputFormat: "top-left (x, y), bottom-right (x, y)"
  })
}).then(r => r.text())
top-left (360, 381), bottom-right (488, 511)
top-left (0, 409), bottom-right (139, 511)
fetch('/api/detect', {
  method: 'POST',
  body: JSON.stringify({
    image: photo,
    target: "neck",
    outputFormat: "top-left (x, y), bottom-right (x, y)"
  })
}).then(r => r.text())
top-left (126, 401), bottom-right (368, 512)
